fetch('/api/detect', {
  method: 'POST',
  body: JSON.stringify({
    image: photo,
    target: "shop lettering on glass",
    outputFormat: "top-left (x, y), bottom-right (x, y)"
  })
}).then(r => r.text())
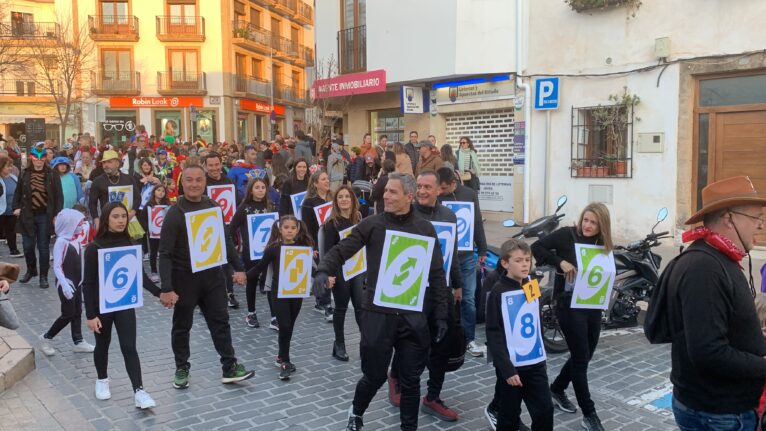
top-left (102, 119), bottom-right (136, 132)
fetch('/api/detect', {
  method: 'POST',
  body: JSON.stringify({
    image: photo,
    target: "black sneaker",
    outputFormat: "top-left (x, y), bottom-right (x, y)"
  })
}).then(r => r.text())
top-left (551, 387), bottom-right (577, 413)
top-left (324, 307), bottom-right (334, 322)
top-left (222, 363), bottom-right (254, 384)
top-left (279, 362), bottom-right (294, 380)
top-left (245, 313), bottom-right (260, 328)
top-left (346, 407), bottom-right (363, 431)
top-left (269, 317), bottom-right (279, 331)
top-left (581, 412), bottom-right (605, 431)
top-left (228, 294), bottom-right (239, 309)
top-left (313, 304), bottom-right (325, 314)
top-left (9, 251), bottom-right (22, 258)
top-left (484, 403), bottom-right (498, 431)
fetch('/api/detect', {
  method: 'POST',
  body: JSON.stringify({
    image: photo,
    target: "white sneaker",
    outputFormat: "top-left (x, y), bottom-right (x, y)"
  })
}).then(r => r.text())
top-left (143, 253), bottom-right (149, 262)
top-left (73, 340), bottom-right (95, 353)
top-left (467, 340), bottom-right (485, 357)
top-left (38, 333), bottom-right (55, 356)
top-left (134, 389), bottom-right (156, 409)
top-left (95, 378), bottom-right (111, 400)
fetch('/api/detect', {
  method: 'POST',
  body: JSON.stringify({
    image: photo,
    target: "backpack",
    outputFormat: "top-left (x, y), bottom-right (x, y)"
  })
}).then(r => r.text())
top-left (644, 247), bottom-right (732, 344)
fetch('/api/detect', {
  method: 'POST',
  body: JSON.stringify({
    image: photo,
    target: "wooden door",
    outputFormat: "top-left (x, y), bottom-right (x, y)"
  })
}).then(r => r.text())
top-left (714, 110), bottom-right (766, 242)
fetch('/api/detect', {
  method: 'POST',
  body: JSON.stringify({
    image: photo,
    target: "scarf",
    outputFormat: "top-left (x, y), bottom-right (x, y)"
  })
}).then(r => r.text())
top-left (682, 226), bottom-right (747, 264)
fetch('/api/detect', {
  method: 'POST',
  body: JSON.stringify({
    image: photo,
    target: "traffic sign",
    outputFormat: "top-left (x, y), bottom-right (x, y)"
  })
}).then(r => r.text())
top-left (534, 77), bottom-right (560, 110)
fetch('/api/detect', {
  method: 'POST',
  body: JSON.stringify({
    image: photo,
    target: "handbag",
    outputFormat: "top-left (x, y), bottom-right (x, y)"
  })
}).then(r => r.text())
top-left (127, 217), bottom-right (146, 240)
top-left (0, 292), bottom-right (19, 330)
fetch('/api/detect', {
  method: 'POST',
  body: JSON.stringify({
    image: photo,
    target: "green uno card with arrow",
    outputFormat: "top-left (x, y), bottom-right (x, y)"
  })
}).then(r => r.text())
top-left (373, 230), bottom-right (435, 312)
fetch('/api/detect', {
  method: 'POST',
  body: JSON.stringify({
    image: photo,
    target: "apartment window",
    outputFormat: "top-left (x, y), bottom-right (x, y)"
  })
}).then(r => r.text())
top-left (251, 58), bottom-right (263, 80)
top-left (169, 49), bottom-right (198, 83)
top-left (291, 70), bottom-right (301, 90)
top-left (10, 11), bottom-right (33, 36)
top-left (273, 64), bottom-right (282, 86)
top-left (291, 26), bottom-right (300, 44)
top-left (15, 81), bottom-right (35, 96)
top-left (249, 8), bottom-right (261, 27)
top-left (342, 0), bottom-right (365, 29)
top-left (571, 105), bottom-right (634, 178)
top-left (271, 18), bottom-right (280, 36)
top-left (167, 0), bottom-right (197, 29)
top-left (101, 49), bottom-right (134, 90)
top-left (99, 0), bottom-right (129, 24)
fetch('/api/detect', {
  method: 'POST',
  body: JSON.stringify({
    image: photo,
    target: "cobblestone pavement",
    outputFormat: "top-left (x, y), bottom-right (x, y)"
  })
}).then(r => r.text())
top-left (2, 256), bottom-right (678, 431)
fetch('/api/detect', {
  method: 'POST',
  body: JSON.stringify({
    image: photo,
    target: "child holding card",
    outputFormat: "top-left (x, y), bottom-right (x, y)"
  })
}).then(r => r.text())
top-left (486, 239), bottom-right (554, 431)
top-left (247, 215), bottom-right (314, 381)
top-left (141, 184), bottom-right (169, 282)
top-left (300, 170), bottom-right (333, 321)
top-left (231, 177), bottom-right (277, 329)
top-left (83, 202), bottom-right (161, 409)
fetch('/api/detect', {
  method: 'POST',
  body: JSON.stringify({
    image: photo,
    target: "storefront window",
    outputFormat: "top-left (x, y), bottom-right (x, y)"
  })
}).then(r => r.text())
top-left (254, 115), bottom-right (264, 142)
top-left (371, 110), bottom-right (404, 144)
top-left (238, 113), bottom-right (248, 145)
top-left (193, 109), bottom-right (217, 144)
top-left (155, 110), bottom-right (182, 144)
top-left (102, 110), bottom-right (137, 147)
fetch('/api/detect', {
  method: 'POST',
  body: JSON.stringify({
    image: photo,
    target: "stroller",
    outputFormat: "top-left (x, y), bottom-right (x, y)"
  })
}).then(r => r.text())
top-left (351, 180), bottom-right (374, 218)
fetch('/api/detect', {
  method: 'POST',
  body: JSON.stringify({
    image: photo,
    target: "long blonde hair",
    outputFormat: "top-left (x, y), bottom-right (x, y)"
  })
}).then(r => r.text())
top-left (306, 170), bottom-right (331, 200)
top-left (577, 202), bottom-right (613, 252)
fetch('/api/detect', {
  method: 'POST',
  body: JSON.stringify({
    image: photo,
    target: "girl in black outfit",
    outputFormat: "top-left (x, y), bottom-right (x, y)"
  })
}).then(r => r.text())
top-left (322, 185), bottom-right (364, 361)
top-left (530, 202), bottom-right (613, 431)
top-left (300, 170), bottom-right (333, 319)
top-left (83, 202), bottom-right (161, 409)
top-left (133, 158), bottom-right (161, 255)
top-left (278, 158), bottom-right (309, 216)
top-left (247, 215), bottom-right (314, 380)
top-left (231, 177), bottom-right (277, 329)
top-left (139, 184), bottom-right (169, 281)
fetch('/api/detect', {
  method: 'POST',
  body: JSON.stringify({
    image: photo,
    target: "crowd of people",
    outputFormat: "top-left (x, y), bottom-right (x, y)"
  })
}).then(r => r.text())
top-left (5, 126), bottom-right (766, 431)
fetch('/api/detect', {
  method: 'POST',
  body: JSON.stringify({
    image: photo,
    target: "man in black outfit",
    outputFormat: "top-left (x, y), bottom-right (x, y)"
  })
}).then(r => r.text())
top-left (314, 172), bottom-right (450, 431)
top-left (388, 171), bottom-right (463, 422)
top-left (203, 151), bottom-right (240, 309)
top-left (158, 165), bottom-right (254, 389)
top-left (88, 150), bottom-right (140, 230)
top-left (659, 176), bottom-right (766, 430)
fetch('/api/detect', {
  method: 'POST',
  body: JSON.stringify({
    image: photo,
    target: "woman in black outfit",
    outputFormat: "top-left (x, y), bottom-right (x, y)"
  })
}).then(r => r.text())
top-left (300, 170), bottom-right (333, 319)
top-left (322, 185), bottom-right (364, 361)
top-left (530, 202), bottom-right (613, 431)
top-left (370, 158), bottom-right (395, 215)
top-left (83, 202), bottom-right (161, 409)
top-left (230, 177), bottom-right (277, 330)
top-left (278, 158), bottom-right (309, 216)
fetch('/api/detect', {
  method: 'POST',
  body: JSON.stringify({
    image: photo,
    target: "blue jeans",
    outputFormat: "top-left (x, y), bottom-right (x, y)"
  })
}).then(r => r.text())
top-left (673, 397), bottom-right (758, 431)
top-left (22, 213), bottom-right (50, 275)
top-left (458, 253), bottom-right (477, 343)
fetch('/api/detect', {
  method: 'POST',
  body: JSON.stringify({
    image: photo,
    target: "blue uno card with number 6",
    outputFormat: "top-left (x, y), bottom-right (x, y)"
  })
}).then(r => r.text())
top-left (500, 289), bottom-right (546, 367)
top-left (98, 245), bottom-right (143, 314)
top-left (246, 212), bottom-right (279, 260)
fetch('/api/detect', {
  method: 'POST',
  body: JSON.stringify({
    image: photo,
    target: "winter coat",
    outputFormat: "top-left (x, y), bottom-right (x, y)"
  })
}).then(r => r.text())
top-left (12, 166), bottom-right (56, 236)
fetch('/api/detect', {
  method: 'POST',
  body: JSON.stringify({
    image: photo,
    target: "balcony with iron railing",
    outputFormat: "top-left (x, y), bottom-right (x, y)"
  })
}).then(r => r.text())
top-left (91, 70), bottom-right (141, 96)
top-left (88, 15), bottom-right (139, 41)
top-left (299, 45), bottom-right (314, 67)
top-left (275, 84), bottom-right (308, 106)
top-left (0, 79), bottom-right (61, 100)
top-left (231, 20), bottom-right (275, 55)
top-left (157, 71), bottom-right (206, 95)
top-left (273, 35), bottom-right (298, 60)
top-left (294, 2), bottom-right (313, 25)
top-left (252, 0), bottom-right (276, 6)
top-left (0, 22), bottom-right (60, 41)
top-left (273, 0), bottom-right (297, 16)
top-left (338, 25), bottom-right (366, 74)
top-left (156, 16), bottom-right (205, 42)
top-left (233, 74), bottom-right (271, 99)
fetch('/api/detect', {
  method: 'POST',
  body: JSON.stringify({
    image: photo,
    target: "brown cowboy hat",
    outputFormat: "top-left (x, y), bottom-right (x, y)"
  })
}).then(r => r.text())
top-left (685, 176), bottom-right (766, 224)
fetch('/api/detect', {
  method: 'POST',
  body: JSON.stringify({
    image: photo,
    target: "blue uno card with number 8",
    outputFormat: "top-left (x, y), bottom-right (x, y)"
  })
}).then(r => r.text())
top-left (500, 289), bottom-right (546, 367)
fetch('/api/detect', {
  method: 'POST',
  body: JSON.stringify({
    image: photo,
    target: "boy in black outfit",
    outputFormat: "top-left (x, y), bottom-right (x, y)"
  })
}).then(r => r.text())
top-left (486, 239), bottom-right (553, 431)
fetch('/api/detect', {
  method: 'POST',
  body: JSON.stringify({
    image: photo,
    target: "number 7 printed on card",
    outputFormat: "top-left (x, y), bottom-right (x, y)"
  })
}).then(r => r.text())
top-left (246, 212), bottom-right (279, 261)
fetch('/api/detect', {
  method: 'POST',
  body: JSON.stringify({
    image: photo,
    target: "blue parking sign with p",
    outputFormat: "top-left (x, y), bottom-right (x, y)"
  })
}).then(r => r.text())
top-left (534, 77), bottom-right (559, 110)
top-left (500, 290), bottom-right (546, 366)
top-left (247, 212), bottom-right (279, 260)
top-left (98, 245), bottom-right (143, 314)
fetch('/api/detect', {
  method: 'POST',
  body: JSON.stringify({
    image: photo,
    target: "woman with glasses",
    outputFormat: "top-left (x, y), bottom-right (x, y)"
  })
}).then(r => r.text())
top-left (457, 137), bottom-right (481, 191)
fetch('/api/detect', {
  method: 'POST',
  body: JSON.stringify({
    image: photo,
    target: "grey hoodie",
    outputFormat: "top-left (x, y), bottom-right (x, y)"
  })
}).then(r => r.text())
top-left (52, 208), bottom-right (85, 290)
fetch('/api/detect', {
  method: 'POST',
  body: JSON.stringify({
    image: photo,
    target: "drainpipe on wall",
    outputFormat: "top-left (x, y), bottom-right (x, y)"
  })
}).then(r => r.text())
top-left (516, 0), bottom-right (531, 223)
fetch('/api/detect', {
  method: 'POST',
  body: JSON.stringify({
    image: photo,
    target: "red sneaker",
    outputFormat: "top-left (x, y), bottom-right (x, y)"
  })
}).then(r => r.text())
top-left (387, 374), bottom-right (401, 407)
top-left (421, 396), bottom-right (459, 422)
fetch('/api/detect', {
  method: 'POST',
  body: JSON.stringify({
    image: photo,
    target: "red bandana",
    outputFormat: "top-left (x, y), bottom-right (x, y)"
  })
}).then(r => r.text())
top-left (682, 226), bottom-right (747, 264)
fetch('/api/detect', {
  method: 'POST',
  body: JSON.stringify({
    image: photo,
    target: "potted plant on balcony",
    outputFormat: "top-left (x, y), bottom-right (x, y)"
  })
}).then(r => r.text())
top-left (593, 87), bottom-right (640, 177)
top-left (565, 0), bottom-right (642, 16)
top-left (571, 160), bottom-right (584, 177)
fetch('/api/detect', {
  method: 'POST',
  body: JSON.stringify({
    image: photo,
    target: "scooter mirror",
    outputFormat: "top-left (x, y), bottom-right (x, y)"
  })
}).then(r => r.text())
top-left (657, 207), bottom-right (668, 222)
top-left (556, 195), bottom-right (567, 211)
top-left (503, 220), bottom-right (517, 227)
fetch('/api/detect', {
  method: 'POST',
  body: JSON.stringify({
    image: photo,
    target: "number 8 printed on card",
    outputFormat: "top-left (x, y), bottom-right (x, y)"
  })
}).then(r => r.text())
top-left (500, 289), bottom-right (546, 367)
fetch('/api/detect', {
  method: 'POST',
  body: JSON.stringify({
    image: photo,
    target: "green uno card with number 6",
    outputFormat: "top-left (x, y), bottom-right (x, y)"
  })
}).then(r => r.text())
top-left (570, 244), bottom-right (616, 310)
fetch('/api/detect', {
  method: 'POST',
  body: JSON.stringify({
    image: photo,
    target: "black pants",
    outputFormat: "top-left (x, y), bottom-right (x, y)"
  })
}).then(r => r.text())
top-left (0, 215), bottom-right (18, 252)
top-left (148, 238), bottom-right (159, 273)
top-left (551, 305), bottom-right (602, 415)
top-left (172, 268), bottom-right (237, 372)
top-left (223, 264), bottom-right (234, 295)
top-left (272, 291), bottom-right (301, 362)
top-left (45, 284), bottom-right (83, 343)
top-left (94, 309), bottom-right (143, 391)
top-left (352, 311), bottom-right (430, 431)
top-left (244, 258), bottom-right (270, 314)
top-left (496, 364), bottom-right (554, 431)
top-left (332, 275), bottom-right (363, 343)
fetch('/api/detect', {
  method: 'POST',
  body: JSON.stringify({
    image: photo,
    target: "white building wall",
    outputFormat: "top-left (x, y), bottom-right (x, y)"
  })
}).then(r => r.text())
top-left (314, 0), bottom-right (340, 70)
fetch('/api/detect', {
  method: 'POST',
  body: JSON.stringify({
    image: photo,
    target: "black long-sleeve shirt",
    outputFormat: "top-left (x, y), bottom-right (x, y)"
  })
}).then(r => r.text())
top-left (83, 231), bottom-right (160, 319)
top-left (412, 202), bottom-right (463, 291)
top-left (438, 184), bottom-right (487, 257)
top-left (247, 243), bottom-right (284, 292)
top-left (316, 207), bottom-right (449, 320)
top-left (89, 172), bottom-right (139, 220)
top-left (157, 195), bottom-right (244, 293)
top-left (668, 240), bottom-right (766, 414)
top-left (530, 226), bottom-right (599, 299)
top-left (229, 200), bottom-right (274, 260)
top-left (370, 174), bottom-right (388, 214)
top-left (301, 195), bottom-right (329, 248)
top-left (278, 177), bottom-right (308, 216)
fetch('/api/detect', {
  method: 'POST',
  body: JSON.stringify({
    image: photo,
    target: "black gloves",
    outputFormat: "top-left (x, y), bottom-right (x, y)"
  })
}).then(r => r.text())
top-left (312, 272), bottom-right (330, 294)
top-left (433, 319), bottom-right (448, 344)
